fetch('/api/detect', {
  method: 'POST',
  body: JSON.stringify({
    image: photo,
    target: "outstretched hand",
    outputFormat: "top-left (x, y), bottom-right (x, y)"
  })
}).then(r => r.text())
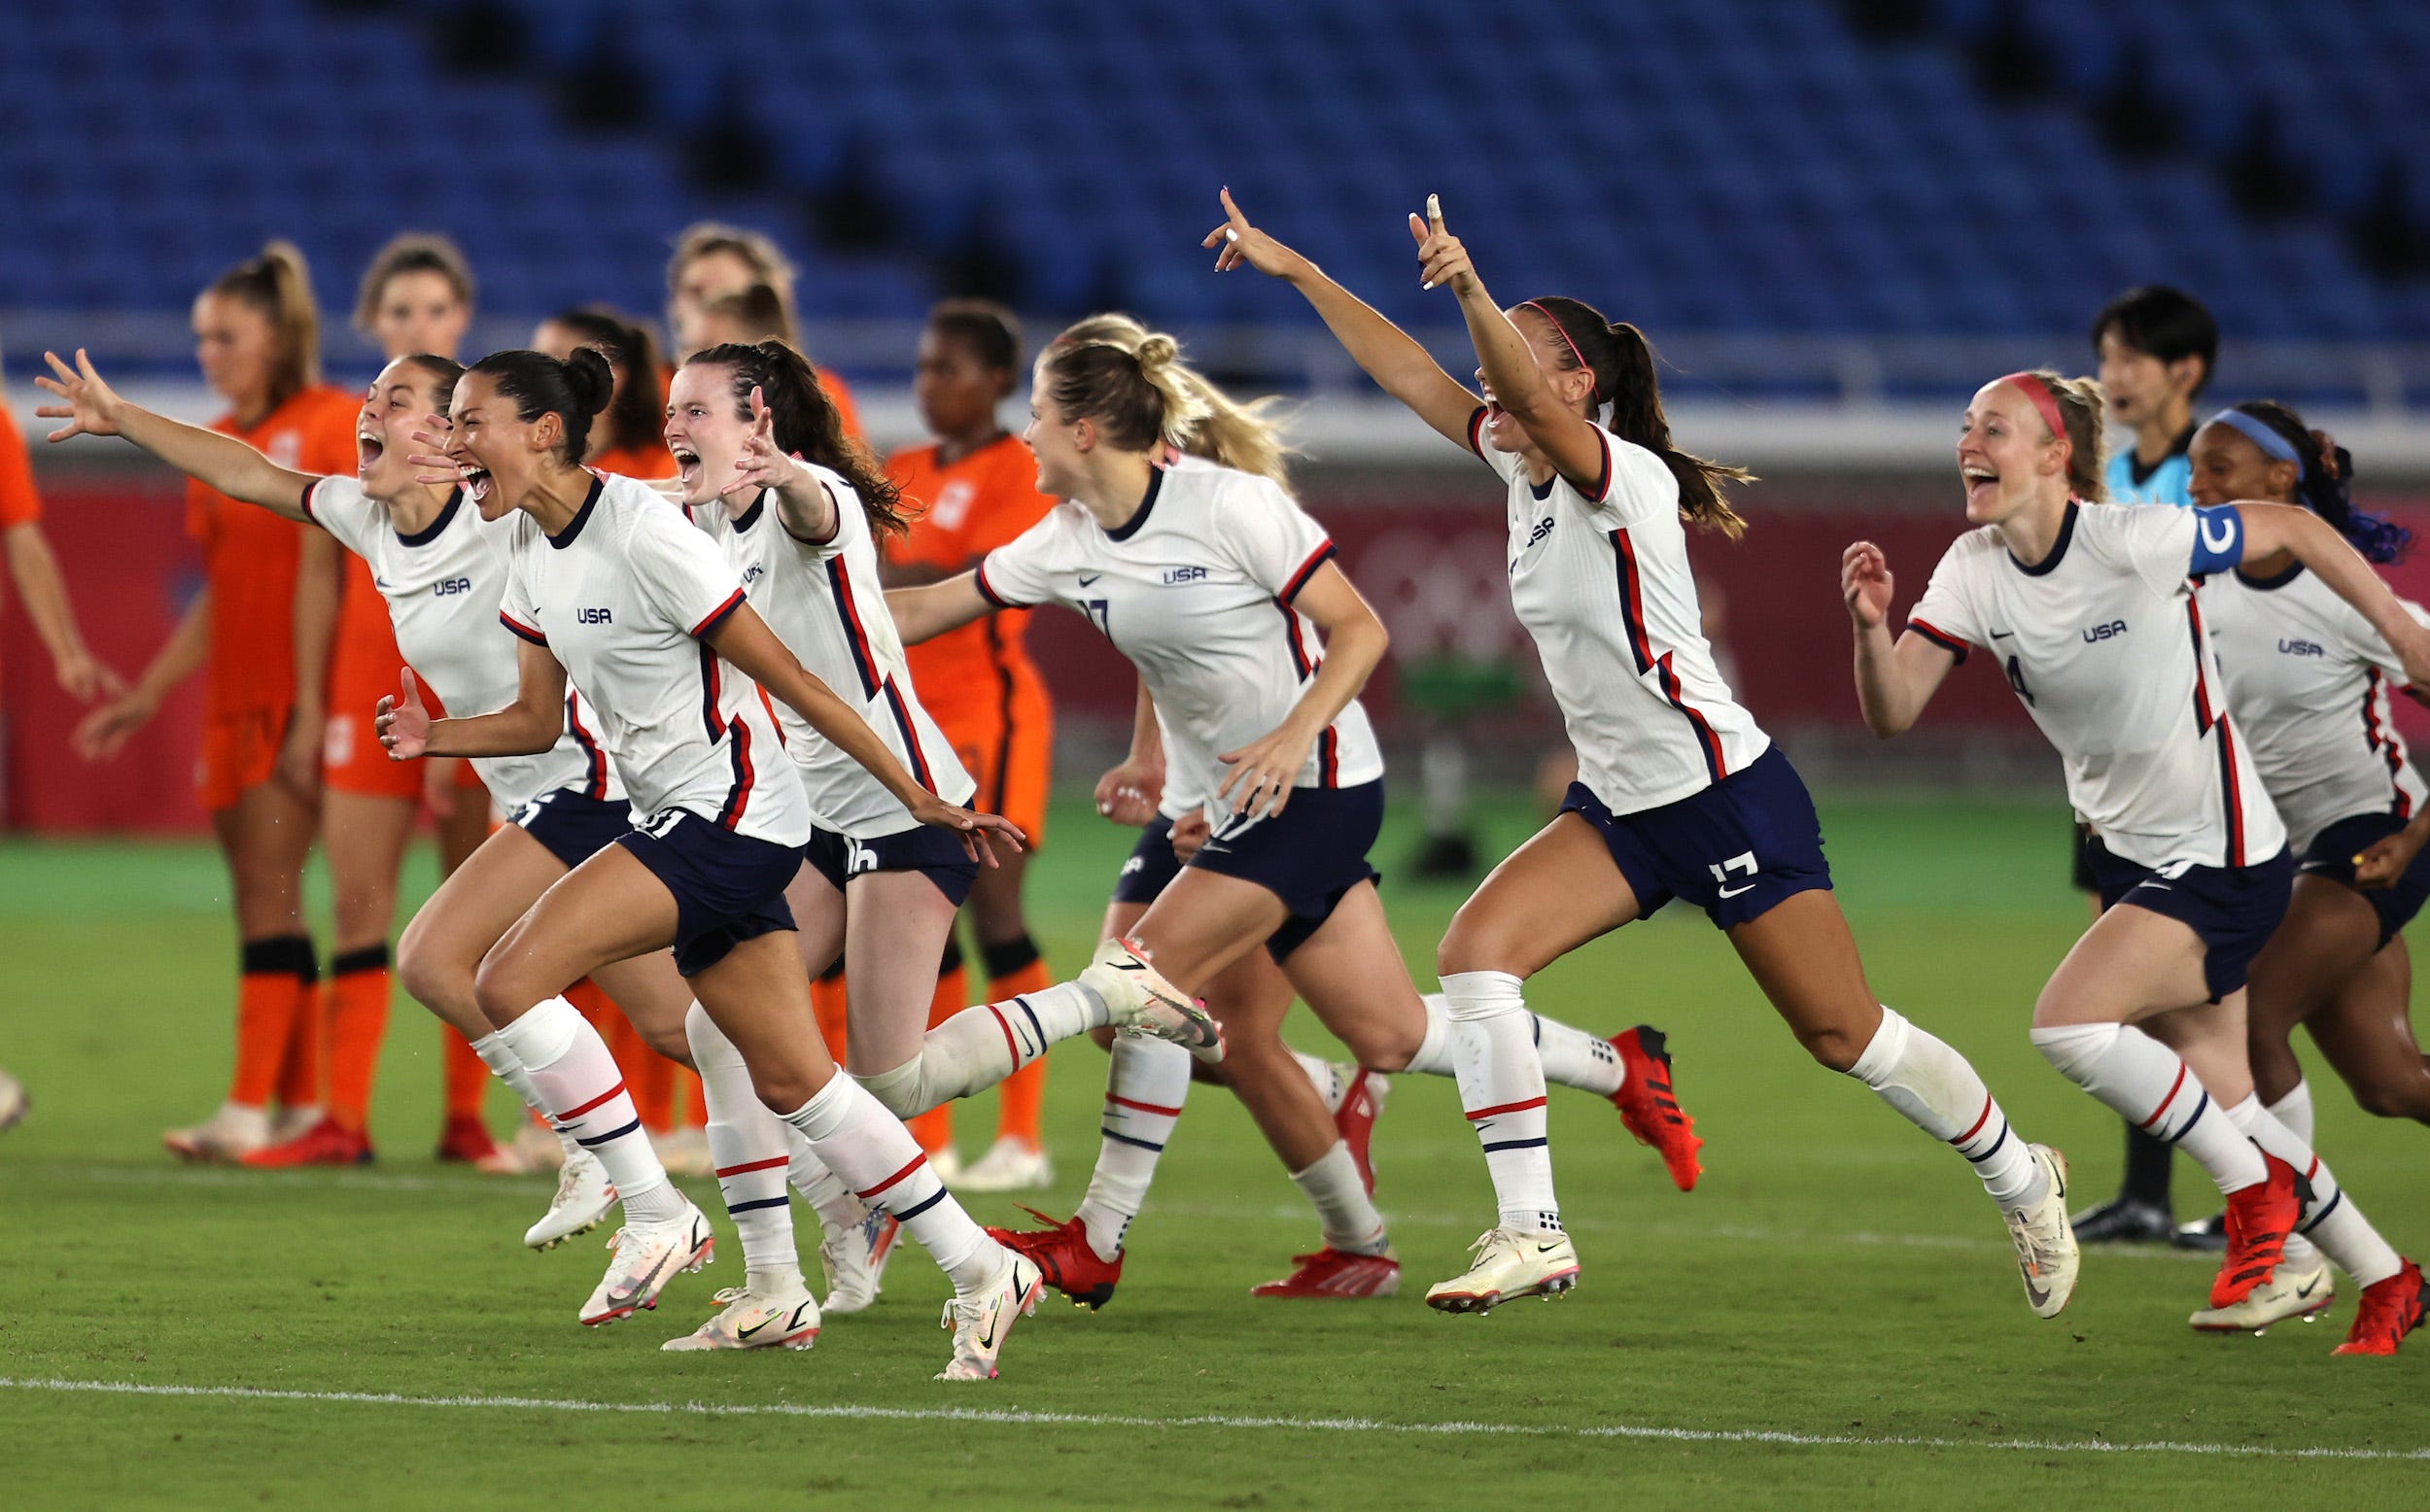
top-left (1408, 194), bottom-right (1476, 296)
top-left (723, 386), bottom-right (809, 499)
top-left (1842, 541), bottom-right (1894, 631)
top-left (33, 349), bottom-right (129, 441)
top-left (1202, 188), bottom-right (1305, 277)
top-left (405, 415), bottom-right (461, 489)
top-left (375, 667), bottom-right (433, 761)
top-left (910, 793), bottom-right (1028, 867)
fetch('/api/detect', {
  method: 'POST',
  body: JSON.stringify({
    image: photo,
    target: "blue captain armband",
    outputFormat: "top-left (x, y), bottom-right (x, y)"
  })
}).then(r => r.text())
top-left (2189, 505), bottom-right (2245, 574)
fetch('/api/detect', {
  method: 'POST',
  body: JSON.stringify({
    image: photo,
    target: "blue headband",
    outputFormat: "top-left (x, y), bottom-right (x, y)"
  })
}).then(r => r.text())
top-left (2210, 408), bottom-right (2306, 478)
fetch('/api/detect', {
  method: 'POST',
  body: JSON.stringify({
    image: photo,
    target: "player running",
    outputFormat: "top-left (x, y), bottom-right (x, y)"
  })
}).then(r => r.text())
top-left (1846, 369), bottom-right (2426, 1354)
top-left (1210, 189), bottom-right (2076, 1318)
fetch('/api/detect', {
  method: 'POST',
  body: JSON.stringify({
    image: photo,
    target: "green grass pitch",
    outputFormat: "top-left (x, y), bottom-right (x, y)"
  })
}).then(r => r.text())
top-left (3, 791), bottom-right (2425, 1509)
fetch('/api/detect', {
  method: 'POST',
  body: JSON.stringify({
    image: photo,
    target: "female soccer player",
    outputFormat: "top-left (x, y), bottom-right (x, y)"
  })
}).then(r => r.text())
top-left (533, 307), bottom-right (674, 480)
top-left (2185, 400), bottom-right (2430, 1327)
top-left (885, 300), bottom-right (1065, 1190)
top-left (381, 346), bottom-right (1047, 1377)
top-left (1846, 369), bottom-right (2426, 1354)
top-left (664, 223), bottom-right (860, 435)
top-left (72, 243), bottom-right (358, 1163)
top-left (1207, 189), bottom-right (2077, 1318)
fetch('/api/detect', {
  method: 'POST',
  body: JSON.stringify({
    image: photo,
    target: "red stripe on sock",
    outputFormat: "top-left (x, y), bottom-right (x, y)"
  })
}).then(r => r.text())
top-left (1107, 1094), bottom-right (1183, 1117)
top-left (562, 1082), bottom-right (629, 1120)
top-left (1954, 1094), bottom-right (1996, 1146)
top-left (2136, 1063), bottom-right (2190, 1131)
top-left (988, 1005), bottom-right (1022, 1066)
top-left (1465, 1096), bottom-right (1549, 1121)
top-left (856, 1153), bottom-right (927, 1200)
top-left (715, 1155), bottom-right (789, 1178)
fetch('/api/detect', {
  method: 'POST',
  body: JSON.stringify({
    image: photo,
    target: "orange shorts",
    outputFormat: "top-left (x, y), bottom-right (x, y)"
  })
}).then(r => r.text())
top-left (928, 669), bottom-right (1053, 847)
top-left (195, 708), bottom-right (287, 813)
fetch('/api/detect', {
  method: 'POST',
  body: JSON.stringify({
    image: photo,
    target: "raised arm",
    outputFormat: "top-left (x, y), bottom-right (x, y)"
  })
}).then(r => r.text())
top-left (1218, 561), bottom-right (1388, 818)
top-left (725, 386), bottom-right (840, 546)
top-left (36, 350), bottom-right (319, 518)
top-left (885, 570), bottom-right (996, 646)
top-left (1844, 541), bottom-right (1959, 738)
top-left (1204, 189), bottom-right (1480, 449)
top-left (2228, 502), bottom-right (2430, 686)
top-left (381, 646), bottom-right (565, 760)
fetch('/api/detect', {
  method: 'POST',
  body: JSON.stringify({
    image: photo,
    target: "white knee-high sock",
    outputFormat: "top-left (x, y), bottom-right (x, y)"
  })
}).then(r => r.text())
top-left (469, 1029), bottom-right (580, 1162)
top-left (2269, 1079), bottom-right (2314, 1145)
top-left (1292, 1141), bottom-right (1390, 1255)
top-left (1532, 1012), bottom-right (1623, 1097)
top-left (1441, 971), bottom-right (1560, 1234)
top-left (684, 1003), bottom-right (802, 1290)
top-left (780, 1074), bottom-right (998, 1290)
top-left (787, 1136), bottom-right (869, 1239)
top-left (2222, 1094), bottom-right (2401, 1287)
top-left (1406, 995), bottom-right (1460, 1078)
top-left (1851, 1007), bottom-right (2046, 1209)
top-left (1074, 1036), bottom-right (1190, 1262)
top-left (1293, 1051), bottom-right (1345, 1113)
top-left (859, 980), bottom-right (1110, 1118)
top-left (495, 995), bottom-right (680, 1222)
top-left (2031, 1022), bottom-right (2265, 1195)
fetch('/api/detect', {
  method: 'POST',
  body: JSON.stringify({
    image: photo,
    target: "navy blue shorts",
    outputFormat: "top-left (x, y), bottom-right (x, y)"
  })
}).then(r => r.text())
top-left (513, 788), bottom-right (635, 871)
top-left (2299, 812), bottom-right (2430, 948)
top-left (2090, 841), bottom-right (2295, 1001)
top-left (1114, 782), bottom-right (1384, 961)
top-left (1560, 746), bottom-right (1833, 929)
top-left (1112, 816), bottom-right (1187, 908)
top-left (800, 823), bottom-right (979, 907)
top-left (614, 809), bottom-right (801, 977)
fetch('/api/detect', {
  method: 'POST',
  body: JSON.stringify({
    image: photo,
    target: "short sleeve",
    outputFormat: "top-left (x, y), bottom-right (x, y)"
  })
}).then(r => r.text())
top-left (1905, 538), bottom-right (1987, 660)
top-left (1214, 476), bottom-right (1336, 603)
top-left (976, 512), bottom-right (1068, 609)
top-left (2340, 595), bottom-right (2430, 688)
top-left (1467, 405), bottom-right (1523, 484)
top-left (629, 501), bottom-right (749, 637)
top-left (302, 475), bottom-right (380, 559)
top-left (2098, 503), bottom-right (2204, 601)
top-left (497, 529), bottom-right (546, 646)
top-left (0, 409), bottom-right (40, 529)
top-left (1595, 434), bottom-right (1679, 531)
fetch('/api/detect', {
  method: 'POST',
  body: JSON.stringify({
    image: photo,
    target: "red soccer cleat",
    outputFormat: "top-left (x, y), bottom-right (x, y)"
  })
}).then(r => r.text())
top-left (1336, 1069), bottom-right (1387, 1195)
top-left (435, 1114), bottom-right (524, 1173)
top-left (1611, 1026), bottom-right (1703, 1191)
top-left (1251, 1247), bottom-right (1402, 1299)
top-left (239, 1115), bottom-right (373, 1169)
top-left (2212, 1153), bottom-right (2304, 1309)
top-left (985, 1205), bottom-right (1123, 1311)
top-left (2334, 1258), bottom-right (2427, 1357)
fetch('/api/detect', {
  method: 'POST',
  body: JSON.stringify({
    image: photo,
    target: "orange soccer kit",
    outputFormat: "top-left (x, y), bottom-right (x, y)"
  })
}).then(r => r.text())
top-left (0, 407), bottom-right (42, 697)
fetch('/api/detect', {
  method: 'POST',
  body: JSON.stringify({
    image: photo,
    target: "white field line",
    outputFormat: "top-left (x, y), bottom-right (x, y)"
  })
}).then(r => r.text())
top-left (0, 1377), bottom-right (2420, 1462)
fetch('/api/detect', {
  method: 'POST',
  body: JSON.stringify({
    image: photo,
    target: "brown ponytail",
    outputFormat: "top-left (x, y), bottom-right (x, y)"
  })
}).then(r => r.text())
top-left (685, 340), bottom-right (912, 540)
top-left (209, 240), bottom-right (323, 408)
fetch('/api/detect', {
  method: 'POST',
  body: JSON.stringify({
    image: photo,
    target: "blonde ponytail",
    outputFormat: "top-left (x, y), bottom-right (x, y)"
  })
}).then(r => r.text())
top-left (2005, 368), bottom-right (2109, 502)
top-left (210, 239), bottom-right (324, 406)
top-left (1047, 314), bottom-right (1297, 486)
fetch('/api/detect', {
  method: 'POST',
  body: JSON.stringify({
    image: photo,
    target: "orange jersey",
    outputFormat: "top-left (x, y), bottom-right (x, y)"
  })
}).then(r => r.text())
top-left (885, 433), bottom-right (1057, 713)
top-left (186, 387), bottom-right (359, 719)
top-left (589, 441), bottom-right (677, 480)
top-left (819, 366), bottom-right (863, 440)
top-left (0, 405), bottom-right (42, 690)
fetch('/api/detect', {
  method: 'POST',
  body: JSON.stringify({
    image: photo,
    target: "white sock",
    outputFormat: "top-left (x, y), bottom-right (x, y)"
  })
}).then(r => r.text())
top-left (495, 996), bottom-right (680, 1222)
top-left (1532, 1012), bottom-right (1623, 1098)
top-left (470, 1029), bottom-right (581, 1162)
top-left (1293, 1051), bottom-right (1344, 1114)
top-left (2268, 1079), bottom-right (2314, 1145)
top-left (2031, 1022), bottom-right (2264, 1195)
top-left (1441, 971), bottom-right (1560, 1234)
top-left (1851, 1007), bottom-right (2045, 1209)
top-left (2222, 1094), bottom-right (2401, 1287)
top-left (1075, 1036), bottom-right (1190, 1262)
top-left (780, 1074), bottom-right (997, 1290)
top-left (787, 1136), bottom-right (868, 1239)
top-left (1292, 1141), bottom-right (1390, 1255)
top-left (684, 1003), bottom-right (802, 1289)
top-left (1406, 993), bottom-right (1460, 1078)
top-left (859, 980), bottom-right (1108, 1118)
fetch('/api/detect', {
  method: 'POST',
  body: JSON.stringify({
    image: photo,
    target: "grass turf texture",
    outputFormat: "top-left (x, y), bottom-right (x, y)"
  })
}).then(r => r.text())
top-left (2, 791), bottom-right (2425, 1511)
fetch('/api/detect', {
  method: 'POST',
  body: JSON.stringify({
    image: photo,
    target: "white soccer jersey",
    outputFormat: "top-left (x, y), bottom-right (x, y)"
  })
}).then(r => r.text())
top-left (1471, 411), bottom-right (1770, 815)
top-left (692, 468), bottom-right (973, 838)
top-left (1907, 501), bottom-right (2284, 870)
top-left (303, 475), bottom-right (619, 812)
top-left (979, 455), bottom-right (1382, 807)
top-left (2200, 564), bottom-right (2429, 853)
top-left (497, 471), bottom-right (809, 846)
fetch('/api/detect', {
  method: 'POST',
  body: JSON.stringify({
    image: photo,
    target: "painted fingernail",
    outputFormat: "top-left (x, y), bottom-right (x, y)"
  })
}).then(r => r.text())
top-left (1225, 229), bottom-right (1238, 242)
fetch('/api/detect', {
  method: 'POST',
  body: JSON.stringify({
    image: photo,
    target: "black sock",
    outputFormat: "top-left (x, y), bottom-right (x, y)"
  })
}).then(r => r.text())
top-left (2120, 1119), bottom-right (2174, 1208)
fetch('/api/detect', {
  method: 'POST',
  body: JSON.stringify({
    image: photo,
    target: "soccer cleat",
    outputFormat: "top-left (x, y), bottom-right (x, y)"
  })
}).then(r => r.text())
top-left (1610, 1026), bottom-right (1702, 1191)
top-left (1085, 936), bottom-right (1224, 1061)
top-left (2191, 1254), bottom-right (2333, 1334)
top-left (936, 1251), bottom-right (1043, 1381)
top-left (435, 1114), bottom-right (525, 1173)
top-left (2334, 1259), bottom-right (2426, 1357)
top-left (662, 1281), bottom-right (820, 1352)
top-left (2172, 1212), bottom-right (2227, 1253)
top-left (2001, 1144), bottom-right (2079, 1319)
top-left (2069, 1194), bottom-right (2175, 1245)
top-left (270, 1104), bottom-right (324, 1143)
top-left (238, 1115), bottom-right (374, 1168)
top-left (1251, 1247), bottom-right (1402, 1299)
top-left (1425, 1228), bottom-right (1580, 1314)
top-left (817, 1208), bottom-right (901, 1316)
top-left (162, 1101), bottom-right (272, 1163)
top-left (956, 1136), bottom-right (1054, 1193)
top-left (525, 1148), bottom-right (616, 1251)
top-left (2211, 1153), bottom-right (2306, 1309)
top-left (1336, 1070), bottom-right (1388, 1196)
top-left (579, 1200), bottom-right (714, 1326)
top-left (654, 1126), bottom-right (715, 1179)
top-left (986, 1205), bottom-right (1124, 1310)
top-left (0, 1067), bottom-right (26, 1135)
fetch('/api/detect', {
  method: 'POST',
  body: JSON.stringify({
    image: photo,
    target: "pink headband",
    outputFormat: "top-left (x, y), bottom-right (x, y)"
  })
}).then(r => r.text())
top-left (1998, 371), bottom-right (2071, 449)
top-left (1521, 301), bottom-right (1598, 398)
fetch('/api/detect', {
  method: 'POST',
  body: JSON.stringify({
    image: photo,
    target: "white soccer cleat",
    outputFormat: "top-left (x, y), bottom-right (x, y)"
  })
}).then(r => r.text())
top-left (653, 1126), bottom-right (715, 1178)
top-left (818, 1207), bottom-right (902, 1315)
top-left (1084, 935), bottom-right (1223, 1060)
top-left (526, 1147), bottom-right (617, 1251)
top-left (162, 1101), bottom-right (272, 1163)
top-left (955, 1136), bottom-right (1054, 1192)
top-left (936, 1249), bottom-right (1043, 1381)
top-left (2190, 1254), bottom-right (2334, 1334)
top-left (661, 1280), bottom-right (821, 1352)
top-left (1424, 1228), bottom-right (1580, 1314)
top-left (579, 1200), bottom-right (714, 1326)
top-left (2003, 1144), bottom-right (2081, 1320)
top-left (0, 1067), bottom-right (26, 1136)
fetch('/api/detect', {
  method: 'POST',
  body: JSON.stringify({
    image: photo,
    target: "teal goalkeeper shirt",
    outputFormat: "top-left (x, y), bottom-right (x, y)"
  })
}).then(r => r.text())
top-left (2105, 424), bottom-right (2196, 506)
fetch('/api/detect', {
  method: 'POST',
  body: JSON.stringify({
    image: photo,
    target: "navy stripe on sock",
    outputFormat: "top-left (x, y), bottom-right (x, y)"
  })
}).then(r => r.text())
top-left (893, 1187), bottom-right (948, 1222)
top-left (2299, 1188), bottom-right (2343, 1235)
top-left (1481, 1136), bottom-right (1551, 1152)
top-left (1963, 1125), bottom-right (2009, 1164)
top-left (1015, 998), bottom-right (1047, 1056)
top-left (1102, 1129), bottom-right (1165, 1152)
top-left (2160, 1090), bottom-right (2211, 1145)
top-left (575, 1117), bottom-right (642, 1148)
top-left (724, 1196), bottom-right (789, 1214)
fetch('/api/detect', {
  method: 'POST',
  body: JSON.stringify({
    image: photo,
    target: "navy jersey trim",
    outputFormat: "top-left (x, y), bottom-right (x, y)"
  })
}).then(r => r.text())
top-left (2009, 500), bottom-right (2077, 577)
top-left (1610, 528), bottom-right (1727, 784)
top-left (733, 496), bottom-right (766, 534)
top-left (1279, 541), bottom-right (1336, 604)
top-left (395, 487), bottom-right (464, 548)
top-left (690, 587), bottom-right (747, 639)
top-left (880, 676), bottom-right (941, 792)
top-left (501, 611), bottom-right (548, 646)
top-left (715, 718), bottom-right (757, 831)
top-left (696, 643), bottom-right (725, 741)
top-left (1906, 617), bottom-right (1970, 663)
top-left (1272, 599), bottom-right (1340, 787)
top-left (974, 560), bottom-right (1030, 609)
top-left (2235, 560), bottom-right (2305, 592)
top-left (1585, 429), bottom-right (1614, 504)
top-left (824, 557), bottom-right (885, 699)
top-left (300, 478), bottom-right (326, 525)
top-left (566, 689), bottom-right (608, 800)
top-left (2364, 669), bottom-right (2414, 818)
top-left (547, 475), bottom-right (606, 550)
top-left (1105, 465), bottom-right (1163, 543)
top-left (1467, 404), bottom-right (1489, 459)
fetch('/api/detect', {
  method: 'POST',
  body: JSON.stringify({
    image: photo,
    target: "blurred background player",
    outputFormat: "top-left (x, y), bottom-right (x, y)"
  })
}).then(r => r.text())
top-left (883, 299), bottom-right (1062, 1191)
top-left (2071, 286), bottom-right (2223, 1246)
top-left (72, 243), bottom-right (360, 1161)
top-left (665, 223), bottom-right (861, 437)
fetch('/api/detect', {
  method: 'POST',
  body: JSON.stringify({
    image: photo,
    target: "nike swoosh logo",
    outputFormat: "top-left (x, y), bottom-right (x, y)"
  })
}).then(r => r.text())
top-left (1535, 1243), bottom-right (1565, 1255)
top-left (2296, 1275), bottom-right (2322, 1299)
top-left (1717, 883), bottom-right (1755, 898)
top-left (739, 1315), bottom-right (779, 1338)
top-left (1989, 630), bottom-right (2015, 640)
top-left (1078, 574), bottom-right (1101, 587)
top-left (2022, 1269), bottom-right (2050, 1308)
top-left (977, 1309), bottom-right (1000, 1350)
